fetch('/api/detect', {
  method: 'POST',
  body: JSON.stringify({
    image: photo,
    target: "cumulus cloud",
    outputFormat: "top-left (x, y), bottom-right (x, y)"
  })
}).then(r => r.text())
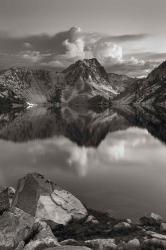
top-left (93, 41), bottom-right (123, 64)
top-left (63, 37), bottom-right (85, 59)
top-left (0, 27), bottom-right (162, 77)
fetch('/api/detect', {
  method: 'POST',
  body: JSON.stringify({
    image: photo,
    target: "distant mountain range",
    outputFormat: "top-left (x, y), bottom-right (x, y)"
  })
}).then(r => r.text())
top-left (0, 58), bottom-right (165, 108)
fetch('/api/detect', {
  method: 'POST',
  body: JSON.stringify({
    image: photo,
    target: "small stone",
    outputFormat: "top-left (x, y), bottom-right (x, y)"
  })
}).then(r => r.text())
top-left (126, 218), bottom-right (132, 224)
top-left (85, 239), bottom-right (117, 250)
top-left (61, 239), bottom-right (80, 246)
top-left (85, 215), bottom-right (99, 224)
top-left (160, 223), bottom-right (166, 233)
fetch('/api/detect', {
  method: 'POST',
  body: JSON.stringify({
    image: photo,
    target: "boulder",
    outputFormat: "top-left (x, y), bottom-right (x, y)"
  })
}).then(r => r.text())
top-left (85, 239), bottom-right (117, 249)
top-left (142, 238), bottom-right (166, 249)
top-left (12, 173), bottom-right (87, 226)
top-left (140, 213), bottom-right (163, 226)
top-left (125, 238), bottom-right (141, 249)
top-left (23, 220), bottom-right (59, 250)
top-left (112, 222), bottom-right (132, 233)
top-left (0, 207), bottom-right (35, 250)
top-left (0, 187), bottom-right (10, 214)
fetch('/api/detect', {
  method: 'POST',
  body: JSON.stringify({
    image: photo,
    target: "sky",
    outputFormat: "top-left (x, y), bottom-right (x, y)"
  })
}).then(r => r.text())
top-left (0, 0), bottom-right (166, 77)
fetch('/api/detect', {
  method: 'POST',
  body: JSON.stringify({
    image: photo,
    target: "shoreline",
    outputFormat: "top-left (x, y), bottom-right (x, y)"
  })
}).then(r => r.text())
top-left (0, 172), bottom-right (166, 250)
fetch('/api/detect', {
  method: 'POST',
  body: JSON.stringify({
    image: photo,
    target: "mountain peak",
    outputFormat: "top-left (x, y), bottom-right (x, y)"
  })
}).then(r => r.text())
top-left (73, 58), bottom-right (103, 70)
top-left (63, 58), bottom-right (110, 85)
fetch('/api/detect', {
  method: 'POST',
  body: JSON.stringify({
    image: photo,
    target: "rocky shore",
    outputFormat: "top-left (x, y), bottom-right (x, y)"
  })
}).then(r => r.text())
top-left (0, 173), bottom-right (166, 250)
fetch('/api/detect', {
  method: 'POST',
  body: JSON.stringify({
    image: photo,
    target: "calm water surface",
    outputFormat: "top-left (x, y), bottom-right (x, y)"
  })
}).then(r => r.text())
top-left (0, 106), bottom-right (166, 220)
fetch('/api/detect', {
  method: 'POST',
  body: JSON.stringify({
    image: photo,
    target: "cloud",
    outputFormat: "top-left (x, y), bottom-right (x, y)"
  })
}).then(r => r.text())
top-left (102, 34), bottom-right (150, 43)
top-left (63, 37), bottom-right (85, 59)
top-left (105, 57), bottom-right (160, 78)
top-left (0, 27), bottom-right (161, 77)
top-left (21, 50), bottom-right (42, 63)
top-left (92, 40), bottom-right (123, 64)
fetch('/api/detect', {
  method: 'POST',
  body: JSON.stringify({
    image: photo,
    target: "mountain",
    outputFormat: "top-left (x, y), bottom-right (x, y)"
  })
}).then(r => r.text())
top-left (0, 67), bottom-right (60, 106)
top-left (114, 60), bottom-right (166, 107)
top-left (1, 58), bottom-right (165, 108)
top-left (0, 59), bottom-right (117, 108)
top-left (61, 58), bottom-right (117, 106)
top-left (108, 73), bottom-right (135, 93)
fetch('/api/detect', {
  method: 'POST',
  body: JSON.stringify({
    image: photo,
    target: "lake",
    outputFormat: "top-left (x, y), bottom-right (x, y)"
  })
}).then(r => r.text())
top-left (0, 105), bottom-right (166, 221)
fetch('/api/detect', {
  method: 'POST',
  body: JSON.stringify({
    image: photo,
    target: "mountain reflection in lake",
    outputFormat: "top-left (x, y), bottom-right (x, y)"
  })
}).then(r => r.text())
top-left (0, 106), bottom-right (166, 220)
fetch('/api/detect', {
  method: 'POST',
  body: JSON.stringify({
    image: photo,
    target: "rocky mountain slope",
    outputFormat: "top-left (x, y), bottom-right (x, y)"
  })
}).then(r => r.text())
top-left (108, 73), bottom-right (135, 93)
top-left (0, 67), bottom-right (60, 106)
top-left (114, 60), bottom-right (166, 107)
top-left (1, 58), bottom-right (166, 108)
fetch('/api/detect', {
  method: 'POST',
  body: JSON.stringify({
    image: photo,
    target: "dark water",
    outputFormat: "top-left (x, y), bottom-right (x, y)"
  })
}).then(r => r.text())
top-left (0, 105), bottom-right (166, 220)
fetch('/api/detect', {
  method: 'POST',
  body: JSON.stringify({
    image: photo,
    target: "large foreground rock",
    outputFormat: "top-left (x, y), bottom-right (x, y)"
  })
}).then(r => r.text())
top-left (0, 207), bottom-right (35, 250)
top-left (12, 173), bottom-right (87, 226)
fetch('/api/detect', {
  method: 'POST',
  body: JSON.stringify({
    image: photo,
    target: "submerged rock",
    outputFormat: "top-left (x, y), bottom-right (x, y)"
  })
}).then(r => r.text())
top-left (0, 207), bottom-right (35, 250)
top-left (12, 173), bottom-right (87, 226)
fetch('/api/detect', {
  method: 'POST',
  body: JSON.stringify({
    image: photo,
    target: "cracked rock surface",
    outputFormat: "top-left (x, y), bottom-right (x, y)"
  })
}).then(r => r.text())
top-left (12, 173), bottom-right (87, 226)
